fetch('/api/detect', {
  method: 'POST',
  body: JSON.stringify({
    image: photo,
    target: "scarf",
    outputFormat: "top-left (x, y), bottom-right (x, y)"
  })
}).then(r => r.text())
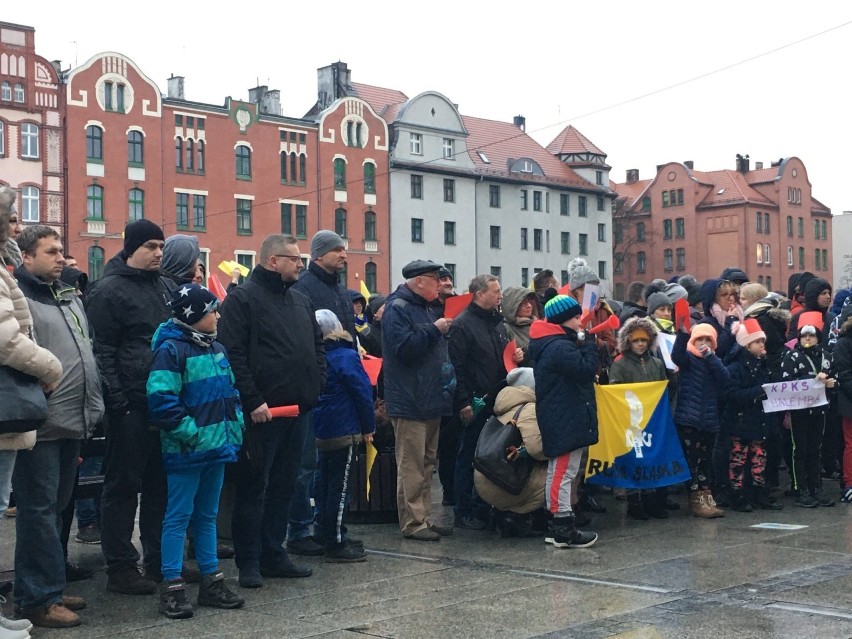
top-left (174, 318), bottom-right (216, 348)
top-left (710, 302), bottom-right (743, 328)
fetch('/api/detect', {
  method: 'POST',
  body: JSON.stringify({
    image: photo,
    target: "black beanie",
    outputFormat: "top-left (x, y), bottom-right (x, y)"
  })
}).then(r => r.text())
top-left (124, 219), bottom-right (165, 257)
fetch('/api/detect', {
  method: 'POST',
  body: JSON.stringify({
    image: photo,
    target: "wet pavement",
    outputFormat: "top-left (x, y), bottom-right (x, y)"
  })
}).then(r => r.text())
top-left (2, 478), bottom-right (852, 638)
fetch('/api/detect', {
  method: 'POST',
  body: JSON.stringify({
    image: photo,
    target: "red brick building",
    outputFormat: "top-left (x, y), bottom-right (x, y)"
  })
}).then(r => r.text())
top-left (611, 155), bottom-right (832, 299)
top-left (64, 52), bottom-right (390, 293)
top-left (0, 22), bottom-right (64, 235)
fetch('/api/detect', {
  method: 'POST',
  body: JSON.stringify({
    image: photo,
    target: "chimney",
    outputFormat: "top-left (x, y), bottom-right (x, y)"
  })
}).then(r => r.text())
top-left (736, 153), bottom-right (750, 173)
top-left (513, 115), bottom-right (526, 131)
top-left (656, 164), bottom-right (665, 173)
top-left (316, 61), bottom-right (351, 111)
top-left (167, 75), bottom-right (185, 100)
top-left (684, 160), bottom-right (693, 170)
top-left (249, 86), bottom-right (281, 116)
top-left (755, 161), bottom-right (763, 170)
top-left (626, 169), bottom-right (639, 183)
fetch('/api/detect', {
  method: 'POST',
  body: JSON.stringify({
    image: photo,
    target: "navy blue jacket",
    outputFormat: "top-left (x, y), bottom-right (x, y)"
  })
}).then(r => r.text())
top-left (293, 261), bottom-right (358, 344)
top-left (381, 284), bottom-right (456, 420)
top-left (313, 339), bottom-right (376, 442)
top-left (671, 330), bottom-right (731, 432)
top-left (697, 278), bottom-right (737, 360)
top-left (528, 321), bottom-right (599, 458)
top-left (722, 346), bottom-right (770, 440)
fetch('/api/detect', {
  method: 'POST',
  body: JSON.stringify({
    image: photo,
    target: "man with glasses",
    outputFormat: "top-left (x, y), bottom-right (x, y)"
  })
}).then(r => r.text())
top-left (218, 234), bottom-right (326, 588)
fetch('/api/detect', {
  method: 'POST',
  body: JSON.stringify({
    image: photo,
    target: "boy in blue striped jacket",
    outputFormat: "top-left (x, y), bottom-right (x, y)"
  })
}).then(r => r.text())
top-left (147, 284), bottom-right (244, 619)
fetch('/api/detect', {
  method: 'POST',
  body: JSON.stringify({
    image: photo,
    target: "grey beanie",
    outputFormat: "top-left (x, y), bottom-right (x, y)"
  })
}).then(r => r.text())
top-left (647, 292), bottom-right (672, 316)
top-left (664, 283), bottom-right (688, 304)
top-left (506, 366), bottom-right (535, 391)
top-left (161, 234), bottom-right (200, 279)
top-left (569, 265), bottom-right (600, 291)
top-left (315, 308), bottom-right (343, 338)
top-left (678, 275), bottom-right (702, 306)
top-left (310, 230), bottom-right (345, 260)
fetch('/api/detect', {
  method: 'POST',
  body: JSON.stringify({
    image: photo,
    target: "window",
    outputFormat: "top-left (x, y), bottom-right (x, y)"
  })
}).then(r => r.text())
top-left (521, 190), bottom-right (529, 210)
top-left (598, 223), bottom-right (606, 242)
top-left (21, 123), bottom-right (39, 158)
top-left (641, 196), bottom-right (651, 212)
top-left (756, 212), bottom-right (763, 233)
top-left (196, 140), bottom-right (205, 173)
top-left (764, 244), bottom-right (771, 265)
top-left (814, 219), bottom-right (820, 240)
top-left (21, 186), bottom-right (39, 223)
top-left (764, 213), bottom-right (770, 234)
top-left (489, 185), bottom-right (500, 208)
top-left (636, 222), bottom-right (646, 242)
top-left (756, 243), bottom-right (763, 265)
top-left (821, 220), bottom-right (827, 239)
top-left (236, 253), bottom-right (255, 276)
top-left (533, 191), bottom-right (542, 211)
top-left (444, 221), bottom-right (455, 245)
top-left (491, 266), bottom-right (501, 279)
top-left (662, 191), bottom-right (670, 208)
top-left (0, 121), bottom-right (4, 156)
top-left (442, 138), bottom-right (455, 159)
top-left (116, 84), bottom-right (125, 112)
top-left (521, 268), bottom-right (529, 288)
top-left (597, 195), bottom-right (605, 211)
top-left (104, 81), bottom-right (113, 110)
top-left (280, 203), bottom-right (292, 235)
top-left (411, 218), bottom-right (423, 243)
top-left (236, 199), bottom-right (252, 235)
top-left (520, 228), bottom-right (528, 250)
top-left (798, 246), bottom-right (805, 269)
top-left (185, 139), bottom-right (194, 172)
top-left (766, 276), bottom-right (772, 290)
top-left (127, 131), bottom-right (144, 165)
top-left (86, 126), bottom-right (103, 161)
top-left (560, 194), bottom-right (569, 216)
top-left (364, 163), bottom-right (376, 194)
top-left (335, 207), bottom-right (347, 238)
top-left (444, 264), bottom-right (456, 282)
top-left (88, 246), bottom-right (105, 281)
top-left (333, 158), bottom-right (346, 189)
top-left (175, 114), bottom-right (183, 126)
top-left (533, 229), bottom-right (542, 251)
top-left (815, 249), bottom-right (821, 270)
top-left (296, 205), bottom-right (307, 238)
top-left (598, 261), bottom-right (607, 279)
top-left (409, 133), bottom-right (422, 155)
top-left (176, 193), bottom-right (190, 229)
top-left (614, 222), bottom-right (623, 245)
top-left (490, 225), bottom-right (501, 249)
top-left (787, 246), bottom-right (794, 267)
top-left (87, 185), bottom-right (104, 219)
top-left (193, 195), bottom-right (206, 229)
top-left (561, 232), bottom-right (570, 255)
top-left (290, 152), bottom-right (297, 182)
top-left (175, 137), bottom-right (183, 170)
top-left (797, 217), bottom-right (804, 238)
top-left (187, 117), bottom-right (194, 128)
top-left (788, 187), bottom-right (802, 204)
top-left (410, 175), bottom-right (422, 199)
top-left (579, 233), bottom-right (588, 256)
top-left (758, 275), bottom-right (764, 285)
top-left (236, 146), bottom-right (251, 179)
top-left (364, 210), bottom-right (377, 242)
top-left (128, 188), bottom-right (144, 221)
top-left (677, 189), bottom-right (684, 205)
top-left (614, 254), bottom-right (624, 274)
top-left (596, 170), bottom-right (603, 185)
top-left (787, 215), bottom-right (793, 236)
top-left (664, 249), bottom-right (673, 271)
top-left (443, 179), bottom-right (455, 203)
top-left (578, 196), bottom-right (587, 217)
top-left (299, 154), bottom-right (306, 183)
top-left (365, 262), bottom-right (377, 293)
top-left (675, 218), bottom-right (685, 238)
top-left (822, 249), bottom-right (828, 271)
top-left (280, 152), bottom-right (288, 182)
top-left (637, 251), bottom-right (646, 273)
top-left (676, 247), bottom-right (685, 271)
top-left (0, 81), bottom-right (10, 101)
top-left (663, 219), bottom-right (672, 239)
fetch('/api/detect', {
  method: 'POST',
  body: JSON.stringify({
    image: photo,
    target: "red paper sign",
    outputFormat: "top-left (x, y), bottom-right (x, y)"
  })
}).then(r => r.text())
top-left (558, 283), bottom-right (572, 295)
top-left (674, 298), bottom-right (691, 332)
top-left (207, 274), bottom-right (228, 302)
top-left (269, 405), bottom-right (300, 418)
top-left (361, 355), bottom-right (383, 386)
top-left (503, 340), bottom-right (518, 372)
top-left (443, 293), bottom-right (472, 319)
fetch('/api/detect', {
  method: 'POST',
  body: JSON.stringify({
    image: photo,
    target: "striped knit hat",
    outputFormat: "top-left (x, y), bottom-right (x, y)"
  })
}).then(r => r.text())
top-left (544, 294), bottom-right (581, 324)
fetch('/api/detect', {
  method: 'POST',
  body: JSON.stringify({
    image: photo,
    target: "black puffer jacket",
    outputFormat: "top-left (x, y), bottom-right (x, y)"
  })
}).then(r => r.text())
top-left (722, 346), bottom-right (770, 440)
top-left (293, 261), bottom-right (357, 344)
top-left (832, 318), bottom-right (852, 417)
top-left (85, 254), bottom-right (173, 412)
top-left (787, 277), bottom-right (831, 340)
top-left (780, 342), bottom-right (832, 416)
top-left (744, 298), bottom-right (791, 381)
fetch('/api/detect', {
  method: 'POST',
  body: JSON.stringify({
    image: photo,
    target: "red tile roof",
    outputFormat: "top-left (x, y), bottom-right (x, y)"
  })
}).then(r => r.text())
top-left (745, 167), bottom-right (779, 184)
top-left (547, 125), bottom-right (606, 156)
top-left (691, 169), bottom-right (775, 207)
top-left (612, 178), bottom-right (653, 206)
top-left (349, 82), bottom-right (408, 117)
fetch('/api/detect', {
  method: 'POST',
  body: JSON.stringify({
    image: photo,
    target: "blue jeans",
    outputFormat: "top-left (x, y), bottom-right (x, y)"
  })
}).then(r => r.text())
top-left (162, 463), bottom-right (225, 581)
top-left (315, 444), bottom-right (355, 549)
top-left (12, 439), bottom-right (81, 612)
top-left (287, 413), bottom-right (317, 542)
top-left (75, 454), bottom-right (102, 528)
top-left (0, 450), bottom-right (15, 513)
top-left (231, 414), bottom-right (308, 570)
top-left (453, 412), bottom-right (489, 522)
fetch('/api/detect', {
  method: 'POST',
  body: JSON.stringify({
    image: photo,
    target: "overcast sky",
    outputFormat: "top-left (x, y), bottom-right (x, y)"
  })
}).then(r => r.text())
top-left (8, 1), bottom-right (851, 214)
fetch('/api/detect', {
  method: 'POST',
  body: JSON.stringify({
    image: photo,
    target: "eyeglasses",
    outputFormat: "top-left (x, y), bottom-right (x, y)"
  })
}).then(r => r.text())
top-left (274, 255), bottom-right (303, 263)
top-left (8, 218), bottom-right (18, 224)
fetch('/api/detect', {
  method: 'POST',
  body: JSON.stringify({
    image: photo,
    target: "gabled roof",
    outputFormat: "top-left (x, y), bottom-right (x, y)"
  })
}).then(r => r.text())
top-left (691, 169), bottom-right (775, 207)
top-left (745, 167), bottom-right (779, 185)
top-left (547, 125), bottom-right (606, 156)
top-left (612, 178), bottom-right (653, 207)
top-left (349, 82), bottom-right (408, 118)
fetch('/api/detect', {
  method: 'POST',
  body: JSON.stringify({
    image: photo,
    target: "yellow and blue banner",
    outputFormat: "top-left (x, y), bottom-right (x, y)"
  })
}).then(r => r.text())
top-left (586, 381), bottom-right (689, 489)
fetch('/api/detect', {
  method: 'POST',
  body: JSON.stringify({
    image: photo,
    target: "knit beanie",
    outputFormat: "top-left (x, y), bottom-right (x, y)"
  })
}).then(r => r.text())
top-left (506, 366), bottom-right (535, 391)
top-left (735, 318), bottom-right (766, 347)
top-left (544, 294), bottom-right (581, 324)
top-left (720, 267), bottom-right (750, 284)
top-left (315, 308), bottom-right (343, 338)
top-left (310, 230), bottom-right (345, 260)
top-left (647, 292), bottom-right (672, 316)
top-left (568, 263), bottom-right (600, 291)
top-left (161, 234), bottom-right (200, 279)
top-left (664, 283), bottom-right (688, 304)
top-left (688, 323), bottom-right (718, 351)
top-left (169, 284), bottom-right (218, 324)
top-left (678, 275), bottom-right (702, 306)
top-left (124, 219), bottom-right (165, 257)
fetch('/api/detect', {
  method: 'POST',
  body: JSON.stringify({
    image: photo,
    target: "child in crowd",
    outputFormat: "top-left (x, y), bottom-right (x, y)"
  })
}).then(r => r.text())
top-left (147, 284), bottom-right (245, 619)
top-left (671, 322), bottom-right (730, 518)
top-left (312, 310), bottom-right (376, 562)
top-left (830, 314), bottom-right (852, 503)
top-left (723, 320), bottom-right (782, 512)
top-left (609, 317), bottom-right (669, 520)
top-left (780, 311), bottom-right (837, 507)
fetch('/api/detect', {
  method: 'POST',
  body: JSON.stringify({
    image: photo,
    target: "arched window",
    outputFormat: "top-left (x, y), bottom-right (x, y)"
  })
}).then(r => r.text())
top-left (335, 207), bottom-right (347, 238)
top-left (364, 210), bottom-right (377, 242)
top-left (364, 162), bottom-right (376, 194)
top-left (86, 126), bottom-right (103, 161)
top-left (128, 188), bottom-right (144, 221)
top-left (365, 262), bottom-right (377, 293)
top-left (0, 82), bottom-right (10, 101)
top-left (87, 185), bottom-right (104, 220)
top-left (14, 83), bottom-right (24, 103)
top-left (280, 151), bottom-right (288, 182)
top-left (185, 139), bottom-right (194, 171)
top-left (196, 140), bottom-right (205, 173)
top-left (21, 186), bottom-right (39, 223)
top-left (127, 130), bottom-right (144, 164)
top-left (175, 137), bottom-right (183, 170)
top-left (290, 152), bottom-right (297, 182)
top-left (299, 154), bottom-right (306, 183)
top-left (88, 246), bottom-right (105, 281)
top-left (334, 158), bottom-right (346, 189)
top-left (236, 145), bottom-right (251, 178)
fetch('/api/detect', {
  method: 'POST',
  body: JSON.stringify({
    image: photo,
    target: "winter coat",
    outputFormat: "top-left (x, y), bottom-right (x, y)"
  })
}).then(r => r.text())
top-left (744, 298), bottom-right (791, 381)
top-left (381, 283), bottom-right (456, 420)
top-left (618, 301), bottom-right (646, 324)
top-left (826, 295), bottom-right (852, 351)
top-left (313, 335), bottom-right (376, 449)
top-left (500, 287), bottom-right (536, 356)
top-left (528, 320), bottom-right (599, 457)
top-left (0, 267), bottom-right (63, 451)
top-left (14, 266), bottom-right (104, 441)
top-left (671, 330), bottom-right (731, 432)
top-left (474, 384), bottom-right (547, 514)
top-left (449, 302), bottom-right (509, 412)
top-left (780, 342), bottom-right (832, 416)
top-left (832, 319), bottom-right (852, 417)
top-left (293, 261), bottom-right (357, 344)
top-left (147, 320), bottom-right (243, 471)
top-left (722, 346), bottom-right (770, 440)
top-left (84, 254), bottom-right (173, 413)
top-left (611, 316), bottom-right (667, 385)
top-left (697, 278), bottom-right (737, 360)
top-left (787, 277), bottom-right (831, 341)
top-left (218, 265), bottom-right (326, 414)
top-left (360, 319), bottom-right (383, 358)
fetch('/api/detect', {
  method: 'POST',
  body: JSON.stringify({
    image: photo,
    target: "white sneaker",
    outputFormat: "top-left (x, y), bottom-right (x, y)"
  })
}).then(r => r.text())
top-left (0, 622), bottom-right (31, 639)
top-left (0, 595), bottom-right (33, 634)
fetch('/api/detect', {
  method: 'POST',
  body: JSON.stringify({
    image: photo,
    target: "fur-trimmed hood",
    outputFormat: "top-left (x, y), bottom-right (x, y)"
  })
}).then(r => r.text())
top-left (744, 297), bottom-right (791, 325)
top-left (617, 316), bottom-right (659, 354)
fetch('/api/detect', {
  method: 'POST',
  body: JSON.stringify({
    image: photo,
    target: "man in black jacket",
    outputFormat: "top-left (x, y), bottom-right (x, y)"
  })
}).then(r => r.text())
top-left (85, 219), bottom-right (170, 595)
top-left (218, 234), bottom-right (326, 589)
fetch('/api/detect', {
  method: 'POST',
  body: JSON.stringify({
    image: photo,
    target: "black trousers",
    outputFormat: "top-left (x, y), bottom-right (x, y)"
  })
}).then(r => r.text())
top-left (437, 415), bottom-right (460, 501)
top-left (789, 410), bottom-right (825, 494)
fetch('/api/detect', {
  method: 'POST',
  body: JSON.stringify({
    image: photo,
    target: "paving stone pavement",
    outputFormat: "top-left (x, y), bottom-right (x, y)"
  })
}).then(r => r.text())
top-left (2, 478), bottom-right (852, 638)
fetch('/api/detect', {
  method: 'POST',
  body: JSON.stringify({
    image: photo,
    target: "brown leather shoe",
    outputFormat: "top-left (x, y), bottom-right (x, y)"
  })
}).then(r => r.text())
top-left (29, 603), bottom-right (81, 628)
top-left (61, 594), bottom-right (87, 611)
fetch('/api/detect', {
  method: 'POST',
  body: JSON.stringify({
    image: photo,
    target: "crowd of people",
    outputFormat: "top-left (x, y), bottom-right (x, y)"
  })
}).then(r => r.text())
top-left (2, 182), bottom-right (852, 635)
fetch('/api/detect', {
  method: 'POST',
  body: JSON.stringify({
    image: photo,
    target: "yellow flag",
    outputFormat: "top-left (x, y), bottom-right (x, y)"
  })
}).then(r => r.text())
top-left (218, 260), bottom-right (249, 278)
top-left (360, 279), bottom-right (371, 301)
top-left (365, 440), bottom-right (377, 501)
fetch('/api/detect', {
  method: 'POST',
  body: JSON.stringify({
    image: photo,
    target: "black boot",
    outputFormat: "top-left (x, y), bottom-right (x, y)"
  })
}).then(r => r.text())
top-left (642, 492), bottom-right (669, 519)
top-left (626, 494), bottom-right (649, 520)
top-left (550, 516), bottom-right (597, 549)
top-left (158, 579), bottom-right (194, 619)
top-left (754, 486), bottom-right (783, 510)
top-left (197, 571), bottom-right (245, 609)
top-left (499, 512), bottom-right (539, 538)
top-left (658, 487), bottom-right (681, 510)
top-left (578, 491), bottom-right (606, 514)
top-left (731, 489), bottom-right (753, 512)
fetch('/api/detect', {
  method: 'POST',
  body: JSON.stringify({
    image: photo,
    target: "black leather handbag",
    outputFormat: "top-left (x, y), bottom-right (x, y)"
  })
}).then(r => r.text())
top-left (0, 365), bottom-right (48, 434)
top-left (473, 403), bottom-right (532, 496)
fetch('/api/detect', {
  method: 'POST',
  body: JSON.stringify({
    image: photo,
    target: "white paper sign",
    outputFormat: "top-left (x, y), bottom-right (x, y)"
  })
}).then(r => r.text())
top-left (581, 284), bottom-right (600, 315)
top-left (657, 333), bottom-right (678, 371)
top-left (761, 379), bottom-right (828, 414)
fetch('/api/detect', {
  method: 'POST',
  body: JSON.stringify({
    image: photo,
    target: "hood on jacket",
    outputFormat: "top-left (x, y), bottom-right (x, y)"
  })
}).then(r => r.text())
top-left (349, 289), bottom-right (367, 307)
top-left (529, 318), bottom-right (571, 340)
top-left (699, 278), bottom-right (723, 317)
top-left (367, 294), bottom-right (387, 316)
top-left (617, 316), bottom-right (659, 354)
top-left (161, 234), bottom-right (200, 281)
top-left (830, 288), bottom-right (851, 317)
top-left (787, 271), bottom-right (815, 299)
top-left (59, 266), bottom-right (88, 294)
top-left (151, 319), bottom-right (186, 351)
top-left (803, 277), bottom-right (832, 311)
top-left (493, 384), bottom-right (536, 417)
top-left (720, 267), bottom-right (749, 284)
top-left (501, 286), bottom-right (538, 325)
